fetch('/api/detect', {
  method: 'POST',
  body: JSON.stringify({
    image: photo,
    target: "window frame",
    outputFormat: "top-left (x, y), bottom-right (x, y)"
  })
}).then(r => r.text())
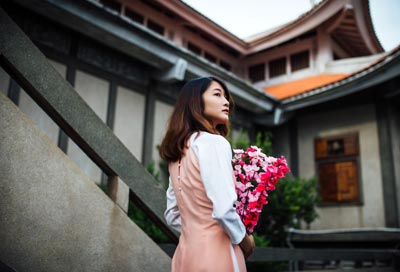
top-left (125, 7), bottom-right (144, 24)
top-left (204, 51), bottom-right (217, 63)
top-left (314, 133), bottom-right (363, 207)
top-left (290, 50), bottom-right (310, 72)
top-left (187, 42), bottom-right (202, 55)
top-left (146, 19), bottom-right (165, 36)
top-left (219, 60), bottom-right (232, 71)
top-left (268, 57), bottom-right (287, 78)
top-left (248, 63), bottom-right (266, 83)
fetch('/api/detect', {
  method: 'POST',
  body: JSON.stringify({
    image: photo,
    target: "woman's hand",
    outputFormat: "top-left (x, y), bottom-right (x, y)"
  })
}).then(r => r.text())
top-left (239, 234), bottom-right (255, 259)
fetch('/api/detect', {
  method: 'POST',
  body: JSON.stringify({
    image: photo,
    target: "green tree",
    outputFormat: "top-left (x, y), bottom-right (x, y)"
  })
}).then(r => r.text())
top-left (256, 176), bottom-right (319, 246)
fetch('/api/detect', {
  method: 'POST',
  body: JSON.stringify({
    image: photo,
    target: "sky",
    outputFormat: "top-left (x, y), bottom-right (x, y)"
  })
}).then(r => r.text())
top-left (182, 0), bottom-right (400, 52)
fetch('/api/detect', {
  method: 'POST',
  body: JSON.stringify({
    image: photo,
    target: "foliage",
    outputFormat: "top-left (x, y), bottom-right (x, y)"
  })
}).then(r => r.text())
top-left (127, 200), bottom-right (170, 243)
top-left (256, 176), bottom-right (319, 246)
top-left (146, 160), bottom-right (160, 182)
top-left (227, 128), bottom-right (250, 150)
top-left (254, 130), bottom-right (273, 155)
top-left (252, 232), bottom-right (270, 247)
top-left (229, 129), bottom-right (273, 155)
top-left (123, 160), bottom-right (171, 243)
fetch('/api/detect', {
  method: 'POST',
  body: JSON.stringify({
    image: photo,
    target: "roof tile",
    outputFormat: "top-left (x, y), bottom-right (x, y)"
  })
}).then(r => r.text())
top-left (264, 74), bottom-right (349, 99)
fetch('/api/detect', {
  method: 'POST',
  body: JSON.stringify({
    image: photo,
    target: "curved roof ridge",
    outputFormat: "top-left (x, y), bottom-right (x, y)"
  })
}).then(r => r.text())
top-left (243, 21), bottom-right (292, 42)
top-left (246, 0), bottom-right (329, 44)
top-left (357, 0), bottom-right (384, 52)
top-left (177, 0), bottom-right (244, 42)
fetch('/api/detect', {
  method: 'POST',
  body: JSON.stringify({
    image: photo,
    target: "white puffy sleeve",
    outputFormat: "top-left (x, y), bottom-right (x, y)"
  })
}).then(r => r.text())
top-left (164, 177), bottom-right (182, 233)
top-left (192, 133), bottom-right (246, 244)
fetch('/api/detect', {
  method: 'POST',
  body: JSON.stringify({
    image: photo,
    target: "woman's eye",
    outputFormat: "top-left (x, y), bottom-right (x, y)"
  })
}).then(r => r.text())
top-left (214, 93), bottom-right (221, 96)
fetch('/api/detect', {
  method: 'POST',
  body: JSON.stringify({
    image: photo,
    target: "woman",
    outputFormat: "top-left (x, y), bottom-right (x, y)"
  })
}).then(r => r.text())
top-left (160, 77), bottom-right (255, 272)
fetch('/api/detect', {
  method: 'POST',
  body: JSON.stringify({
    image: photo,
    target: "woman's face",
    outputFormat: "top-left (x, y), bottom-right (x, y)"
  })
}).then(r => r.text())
top-left (202, 81), bottom-right (230, 127)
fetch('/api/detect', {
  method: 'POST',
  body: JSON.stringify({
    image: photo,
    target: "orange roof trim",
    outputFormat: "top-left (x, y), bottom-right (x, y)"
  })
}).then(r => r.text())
top-left (264, 74), bottom-right (349, 100)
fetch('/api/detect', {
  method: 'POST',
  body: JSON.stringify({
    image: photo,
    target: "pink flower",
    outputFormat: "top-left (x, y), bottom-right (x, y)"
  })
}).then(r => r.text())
top-left (233, 149), bottom-right (245, 154)
top-left (243, 164), bottom-right (253, 173)
top-left (232, 146), bottom-right (290, 234)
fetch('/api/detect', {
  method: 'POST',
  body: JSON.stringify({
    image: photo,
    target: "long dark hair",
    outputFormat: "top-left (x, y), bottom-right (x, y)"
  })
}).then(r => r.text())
top-left (159, 77), bottom-right (234, 163)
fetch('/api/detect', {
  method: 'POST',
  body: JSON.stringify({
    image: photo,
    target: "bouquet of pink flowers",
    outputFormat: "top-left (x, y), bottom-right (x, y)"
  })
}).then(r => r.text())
top-left (232, 146), bottom-right (290, 234)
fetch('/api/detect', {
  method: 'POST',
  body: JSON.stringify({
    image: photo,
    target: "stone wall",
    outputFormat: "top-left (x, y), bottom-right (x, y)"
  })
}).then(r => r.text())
top-left (297, 103), bottom-right (385, 229)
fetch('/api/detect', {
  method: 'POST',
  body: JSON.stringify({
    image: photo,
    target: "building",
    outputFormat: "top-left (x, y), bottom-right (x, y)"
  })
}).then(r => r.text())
top-left (1, 0), bottom-right (399, 234)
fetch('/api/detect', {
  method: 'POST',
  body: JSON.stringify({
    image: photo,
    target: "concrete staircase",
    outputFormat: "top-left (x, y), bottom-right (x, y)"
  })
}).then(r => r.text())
top-left (0, 92), bottom-right (171, 271)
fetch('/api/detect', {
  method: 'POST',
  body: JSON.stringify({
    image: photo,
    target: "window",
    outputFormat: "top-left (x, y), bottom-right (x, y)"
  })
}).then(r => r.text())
top-left (204, 52), bottom-right (217, 63)
top-left (125, 8), bottom-right (144, 24)
top-left (290, 50), bottom-right (309, 72)
top-left (147, 20), bottom-right (164, 35)
top-left (187, 42), bottom-right (201, 55)
top-left (269, 57), bottom-right (286, 78)
top-left (248, 63), bottom-right (265, 82)
top-left (220, 60), bottom-right (232, 71)
top-left (99, 0), bottom-right (121, 12)
top-left (314, 133), bottom-right (360, 204)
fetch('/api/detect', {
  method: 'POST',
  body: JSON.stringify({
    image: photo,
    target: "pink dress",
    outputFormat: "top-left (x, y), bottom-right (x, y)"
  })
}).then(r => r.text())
top-left (165, 132), bottom-right (247, 272)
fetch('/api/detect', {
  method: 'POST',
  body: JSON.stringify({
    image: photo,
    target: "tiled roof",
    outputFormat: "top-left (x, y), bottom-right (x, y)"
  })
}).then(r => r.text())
top-left (264, 74), bottom-right (349, 99)
top-left (278, 45), bottom-right (400, 104)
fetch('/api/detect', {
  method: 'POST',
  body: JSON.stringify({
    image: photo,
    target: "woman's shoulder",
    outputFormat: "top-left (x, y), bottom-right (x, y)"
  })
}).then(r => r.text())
top-left (191, 131), bottom-right (231, 149)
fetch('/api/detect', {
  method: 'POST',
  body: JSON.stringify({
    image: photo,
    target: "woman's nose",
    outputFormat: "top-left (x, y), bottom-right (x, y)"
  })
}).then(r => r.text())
top-left (223, 97), bottom-right (229, 106)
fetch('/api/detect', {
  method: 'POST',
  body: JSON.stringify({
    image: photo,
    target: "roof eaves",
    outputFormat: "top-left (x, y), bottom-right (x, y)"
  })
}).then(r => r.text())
top-left (159, 0), bottom-right (248, 51)
top-left (281, 47), bottom-right (400, 110)
top-left (18, 0), bottom-right (275, 112)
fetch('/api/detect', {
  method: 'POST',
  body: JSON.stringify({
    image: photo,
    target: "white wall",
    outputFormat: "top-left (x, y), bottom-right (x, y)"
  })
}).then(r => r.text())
top-left (315, 27), bottom-right (333, 73)
top-left (325, 53), bottom-right (385, 74)
top-left (113, 86), bottom-right (145, 162)
top-left (67, 70), bottom-right (109, 184)
top-left (18, 59), bottom-right (66, 145)
top-left (297, 104), bottom-right (385, 229)
top-left (152, 100), bottom-right (173, 169)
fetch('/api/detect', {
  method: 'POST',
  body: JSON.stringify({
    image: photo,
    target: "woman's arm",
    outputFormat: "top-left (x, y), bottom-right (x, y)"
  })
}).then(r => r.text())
top-left (164, 177), bottom-right (182, 233)
top-left (239, 234), bottom-right (255, 259)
